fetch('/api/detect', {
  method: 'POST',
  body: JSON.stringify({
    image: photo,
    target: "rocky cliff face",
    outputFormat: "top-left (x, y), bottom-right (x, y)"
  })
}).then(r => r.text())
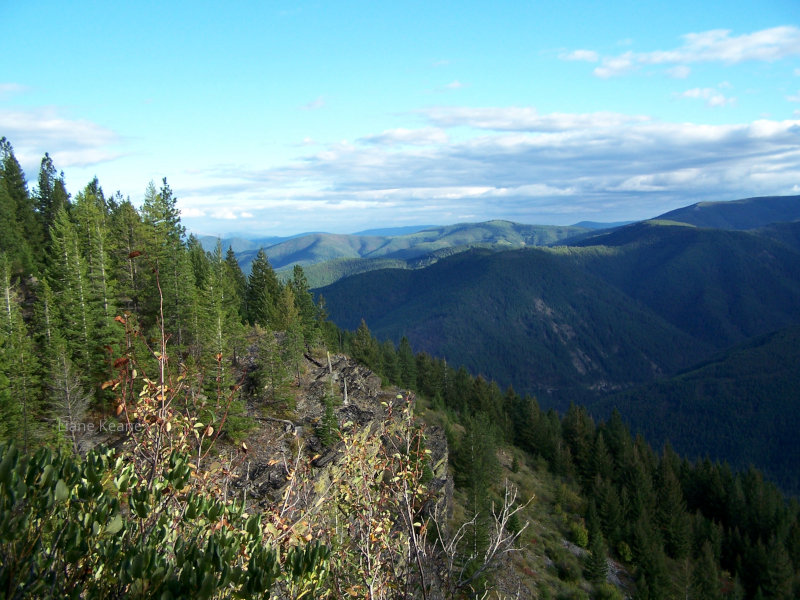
top-left (235, 349), bottom-right (453, 521)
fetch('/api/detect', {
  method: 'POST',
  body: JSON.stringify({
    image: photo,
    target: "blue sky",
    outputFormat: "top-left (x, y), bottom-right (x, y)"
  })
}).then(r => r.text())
top-left (2, 1), bottom-right (799, 237)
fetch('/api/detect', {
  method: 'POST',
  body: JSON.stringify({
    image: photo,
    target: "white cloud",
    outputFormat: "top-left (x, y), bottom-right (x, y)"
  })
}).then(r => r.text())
top-left (560, 49), bottom-right (599, 62)
top-left (788, 90), bottom-right (800, 102)
top-left (359, 127), bottom-right (449, 146)
top-left (445, 80), bottom-right (464, 90)
top-left (667, 65), bottom-right (691, 79)
top-left (569, 26), bottom-right (800, 78)
top-left (420, 106), bottom-right (650, 131)
top-left (179, 110), bottom-right (800, 234)
top-left (678, 87), bottom-right (736, 107)
top-left (0, 107), bottom-right (122, 171)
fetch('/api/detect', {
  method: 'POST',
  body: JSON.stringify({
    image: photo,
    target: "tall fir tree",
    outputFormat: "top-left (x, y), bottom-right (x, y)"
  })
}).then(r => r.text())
top-left (246, 249), bottom-right (280, 327)
top-left (224, 246), bottom-right (247, 320)
top-left (0, 138), bottom-right (37, 274)
top-left (0, 254), bottom-right (41, 451)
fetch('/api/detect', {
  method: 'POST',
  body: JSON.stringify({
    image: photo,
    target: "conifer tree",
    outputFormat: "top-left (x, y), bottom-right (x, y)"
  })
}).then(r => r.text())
top-left (0, 138), bottom-right (37, 274)
top-left (225, 245), bottom-right (247, 319)
top-left (691, 541), bottom-right (722, 600)
top-left (47, 207), bottom-right (94, 374)
top-left (379, 339), bottom-right (400, 385)
top-left (34, 153), bottom-right (70, 243)
top-left (108, 199), bottom-right (147, 314)
top-left (350, 319), bottom-right (380, 371)
top-left (289, 264), bottom-right (317, 343)
top-left (140, 178), bottom-right (196, 348)
top-left (246, 249), bottom-right (281, 327)
top-left (0, 254), bottom-right (41, 450)
top-left (200, 241), bottom-right (245, 390)
top-left (397, 336), bottom-right (417, 389)
top-left (71, 185), bottom-right (118, 360)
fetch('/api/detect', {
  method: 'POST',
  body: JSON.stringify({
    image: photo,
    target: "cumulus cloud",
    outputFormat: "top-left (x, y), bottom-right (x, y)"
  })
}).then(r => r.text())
top-left (667, 65), bottom-right (691, 79)
top-left (180, 108), bottom-right (800, 233)
top-left (0, 107), bottom-right (122, 171)
top-left (678, 87), bottom-right (736, 107)
top-left (560, 49), bottom-right (599, 62)
top-left (420, 106), bottom-right (650, 132)
top-left (569, 26), bottom-right (800, 78)
top-left (359, 127), bottom-right (449, 146)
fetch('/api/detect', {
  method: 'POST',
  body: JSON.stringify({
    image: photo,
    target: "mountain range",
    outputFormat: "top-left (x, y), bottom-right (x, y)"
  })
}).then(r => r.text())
top-left (307, 194), bottom-right (800, 493)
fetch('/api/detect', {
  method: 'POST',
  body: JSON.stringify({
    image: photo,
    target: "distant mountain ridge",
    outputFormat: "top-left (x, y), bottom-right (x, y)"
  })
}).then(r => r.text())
top-left (654, 194), bottom-right (800, 229)
top-left (206, 220), bottom-right (593, 283)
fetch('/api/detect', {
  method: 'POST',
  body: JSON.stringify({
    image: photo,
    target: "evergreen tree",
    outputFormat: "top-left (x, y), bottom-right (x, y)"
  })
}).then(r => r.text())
top-left (397, 336), bottom-right (417, 389)
top-left (585, 529), bottom-right (609, 585)
top-left (108, 199), bottom-right (147, 314)
top-left (246, 249), bottom-right (280, 327)
top-left (0, 254), bottom-right (41, 450)
top-left (140, 179), bottom-right (196, 348)
top-left (200, 241), bottom-right (246, 393)
top-left (289, 264), bottom-right (317, 343)
top-left (71, 186), bottom-right (118, 362)
top-left (34, 153), bottom-right (70, 243)
top-left (655, 452), bottom-right (691, 560)
top-left (349, 319), bottom-right (380, 371)
top-left (225, 246), bottom-right (247, 320)
top-left (691, 541), bottom-right (722, 600)
top-left (188, 234), bottom-right (210, 290)
top-left (379, 339), bottom-right (400, 385)
top-left (0, 138), bottom-right (37, 273)
top-left (453, 412), bottom-right (500, 568)
top-left (254, 326), bottom-right (292, 411)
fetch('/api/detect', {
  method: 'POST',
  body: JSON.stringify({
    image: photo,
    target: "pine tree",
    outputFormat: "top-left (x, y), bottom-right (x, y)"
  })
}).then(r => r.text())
top-left (34, 153), bottom-right (70, 244)
top-left (200, 241), bottom-right (245, 392)
top-left (246, 249), bottom-right (280, 327)
top-left (585, 529), bottom-right (609, 585)
top-left (379, 340), bottom-right (400, 385)
top-left (225, 246), bottom-right (247, 320)
top-left (140, 179), bottom-right (196, 348)
top-left (691, 541), bottom-right (722, 600)
top-left (71, 186), bottom-right (118, 361)
top-left (254, 326), bottom-right (292, 411)
top-left (349, 319), bottom-right (380, 371)
top-left (0, 138), bottom-right (37, 274)
top-left (289, 264), bottom-right (317, 343)
top-left (0, 254), bottom-right (41, 450)
top-left (655, 452), bottom-right (691, 560)
top-left (397, 336), bottom-right (417, 389)
top-left (108, 199), bottom-right (147, 314)
top-left (453, 412), bottom-right (500, 568)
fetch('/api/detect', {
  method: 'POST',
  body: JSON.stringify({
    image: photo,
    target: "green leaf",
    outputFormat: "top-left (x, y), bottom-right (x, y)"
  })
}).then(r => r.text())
top-left (107, 513), bottom-right (124, 535)
top-left (55, 479), bottom-right (70, 502)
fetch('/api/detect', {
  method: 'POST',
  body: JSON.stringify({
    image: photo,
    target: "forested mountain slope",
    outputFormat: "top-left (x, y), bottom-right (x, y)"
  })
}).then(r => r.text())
top-left (594, 323), bottom-right (800, 495)
top-left (570, 220), bottom-right (800, 348)
top-left (654, 194), bottom-right (800, 230)
top-left (318, 245), bottom-right (713, 403)
top-left (319, 220), bottom-right (800, 401)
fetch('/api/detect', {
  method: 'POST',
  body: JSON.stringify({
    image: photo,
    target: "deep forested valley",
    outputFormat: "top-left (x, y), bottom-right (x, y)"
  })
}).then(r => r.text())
top-left (2, 137), bottom-right (800, 599)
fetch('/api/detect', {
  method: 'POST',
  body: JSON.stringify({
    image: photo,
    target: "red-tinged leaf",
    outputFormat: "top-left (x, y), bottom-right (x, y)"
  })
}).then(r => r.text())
top-left (128, 250), bottom-right (142, 259)
top-left (116, 403), bottom-right (124, 416)
top-left (114, 315), bottom-right (126, 324)
top-left (113, 357), bottom-right (129, 368)
top-left (101, 380), bottom-right (116, 390)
